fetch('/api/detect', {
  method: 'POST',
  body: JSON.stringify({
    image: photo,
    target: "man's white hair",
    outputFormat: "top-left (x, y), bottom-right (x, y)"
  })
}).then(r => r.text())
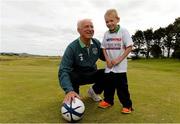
top-left (77, 19), bottom-right (92, 29)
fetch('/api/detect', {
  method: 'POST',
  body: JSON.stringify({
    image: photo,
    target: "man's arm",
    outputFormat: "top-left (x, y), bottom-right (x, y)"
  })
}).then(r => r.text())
top-left (58, 46), bottom-right (81, 104)
top-left (58, 46), bottom-right (74, 94)
top-left (92, 38), bottom-right (105, 61)
top-left (99, 48), bottom-right (106, 61)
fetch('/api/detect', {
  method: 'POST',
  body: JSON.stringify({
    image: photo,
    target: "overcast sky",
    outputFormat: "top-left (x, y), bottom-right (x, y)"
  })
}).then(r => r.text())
top-left (1, 0), bottom-right (180, 56)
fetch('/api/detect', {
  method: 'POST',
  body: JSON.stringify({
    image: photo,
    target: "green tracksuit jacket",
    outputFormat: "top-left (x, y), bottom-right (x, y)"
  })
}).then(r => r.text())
top-left (58, 38), bottom-right (104, 93)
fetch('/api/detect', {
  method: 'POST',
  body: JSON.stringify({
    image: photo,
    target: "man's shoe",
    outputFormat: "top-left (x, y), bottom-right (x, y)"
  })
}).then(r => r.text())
top-left (88, 87), bottom-right (102, 102)
top-left (121, 107), bottom-right (133, 114)
top-left (98, 100), bottom-right (111, 108)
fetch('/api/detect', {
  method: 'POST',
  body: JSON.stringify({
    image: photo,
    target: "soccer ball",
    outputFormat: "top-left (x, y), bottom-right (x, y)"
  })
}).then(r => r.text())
top-left (61, 97), bottom-right (85, 122)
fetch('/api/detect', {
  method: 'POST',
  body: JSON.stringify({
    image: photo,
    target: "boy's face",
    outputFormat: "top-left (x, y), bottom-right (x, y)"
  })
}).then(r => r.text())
top-left (105, 15), bottom-right (119, 31)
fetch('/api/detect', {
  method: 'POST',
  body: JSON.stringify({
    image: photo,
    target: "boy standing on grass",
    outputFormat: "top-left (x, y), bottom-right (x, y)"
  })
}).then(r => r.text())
top-left (98, 9), bottom-right (134, 114)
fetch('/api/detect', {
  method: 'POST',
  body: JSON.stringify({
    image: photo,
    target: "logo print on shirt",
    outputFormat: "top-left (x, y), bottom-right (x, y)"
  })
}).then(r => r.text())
top-left (106, 38), bottom-right (122, 42)
top-left (79, 53), bottom-right (83, 61)
top-left (92, 47), bottom-right (98, 55)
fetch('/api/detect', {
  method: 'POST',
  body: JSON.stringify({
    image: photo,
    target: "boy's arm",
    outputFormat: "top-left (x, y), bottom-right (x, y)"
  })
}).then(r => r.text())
top-left (111, 45), bottom-right (132, 65)
top-left (103, 48), bottom-right (113, 68)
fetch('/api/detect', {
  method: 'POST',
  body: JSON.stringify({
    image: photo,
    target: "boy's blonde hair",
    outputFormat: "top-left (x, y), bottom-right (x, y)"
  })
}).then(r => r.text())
top-left (104, 9), bottom-right (119, 19)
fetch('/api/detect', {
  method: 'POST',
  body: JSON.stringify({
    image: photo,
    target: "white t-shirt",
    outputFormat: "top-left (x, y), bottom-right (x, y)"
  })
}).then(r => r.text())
top-left (101, 26), bottom-right (133, 73)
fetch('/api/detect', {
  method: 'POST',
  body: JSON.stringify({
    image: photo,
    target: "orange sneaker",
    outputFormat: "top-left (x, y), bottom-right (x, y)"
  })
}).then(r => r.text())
top-left (121, 107), bottom-right (133, 114)
top-left (98, 101), bottom-right (111, 108)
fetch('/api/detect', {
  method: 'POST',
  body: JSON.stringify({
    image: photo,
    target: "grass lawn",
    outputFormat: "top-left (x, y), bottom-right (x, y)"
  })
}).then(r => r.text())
top-left (0, 56), bottom-right (180, 123)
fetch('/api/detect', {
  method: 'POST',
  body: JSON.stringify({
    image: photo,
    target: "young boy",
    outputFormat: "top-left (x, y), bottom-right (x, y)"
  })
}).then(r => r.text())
top-left (99, 9), bottom-right (133, 114)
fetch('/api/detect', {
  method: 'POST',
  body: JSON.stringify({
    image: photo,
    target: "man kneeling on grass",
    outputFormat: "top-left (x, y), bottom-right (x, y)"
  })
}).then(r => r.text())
top-left (58, 19), bottom-right (105, 104)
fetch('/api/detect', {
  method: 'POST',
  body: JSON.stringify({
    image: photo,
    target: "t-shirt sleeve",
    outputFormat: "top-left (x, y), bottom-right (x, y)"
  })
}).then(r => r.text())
top-left (122, 28), bottom-right (133, 47)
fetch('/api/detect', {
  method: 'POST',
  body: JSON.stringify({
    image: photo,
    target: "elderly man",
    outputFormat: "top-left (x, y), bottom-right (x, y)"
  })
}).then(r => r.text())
top-left (58, 19), bottom-right (105, 104)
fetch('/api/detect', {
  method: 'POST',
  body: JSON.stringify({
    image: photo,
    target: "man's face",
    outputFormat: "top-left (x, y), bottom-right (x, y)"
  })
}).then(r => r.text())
top-left (78, 21), bottom-right (94, 39)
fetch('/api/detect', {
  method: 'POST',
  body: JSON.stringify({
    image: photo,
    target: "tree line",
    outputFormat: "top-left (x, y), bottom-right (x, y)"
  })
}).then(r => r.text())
top-left (132, 17), bottom-right (180, 59)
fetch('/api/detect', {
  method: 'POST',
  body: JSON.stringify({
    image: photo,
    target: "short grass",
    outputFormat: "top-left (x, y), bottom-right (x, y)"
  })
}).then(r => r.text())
top-left (0, 56), bottom-right (180, 123)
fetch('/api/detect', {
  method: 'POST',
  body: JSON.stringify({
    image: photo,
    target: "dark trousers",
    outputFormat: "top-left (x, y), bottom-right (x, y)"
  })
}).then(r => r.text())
top-left (70, 69), bottom-right (105, 94)
top-left (104, 72), bottom-right (132, 108)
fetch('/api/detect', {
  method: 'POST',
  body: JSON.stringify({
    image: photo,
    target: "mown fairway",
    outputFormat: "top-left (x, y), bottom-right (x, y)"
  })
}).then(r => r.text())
top-left (0, 56), bottom-right (180, 123)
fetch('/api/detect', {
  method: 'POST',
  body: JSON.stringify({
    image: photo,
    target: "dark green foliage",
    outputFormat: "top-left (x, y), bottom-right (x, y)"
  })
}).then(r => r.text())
top-left (132, 17), bottom-right (180, 59)
top-left (150, 44), bottom-right (162, 58)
